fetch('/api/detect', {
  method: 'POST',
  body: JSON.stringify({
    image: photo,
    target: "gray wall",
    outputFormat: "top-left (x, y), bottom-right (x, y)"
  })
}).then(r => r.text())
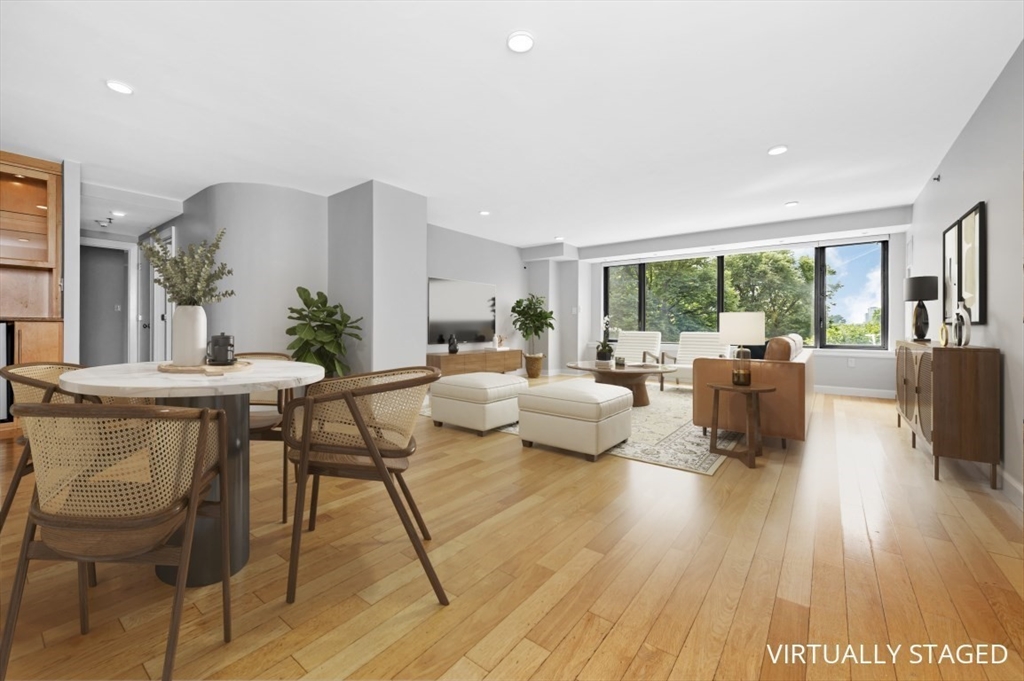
top-left (906, 41), bottom-right (1024, 504)
top-left (371, 182), bottom-right (427, 369)
top-left (157, 183), bottom-right (329, 355)
top-left (328, 181), bottom-right (375, 373)
top-left (526, 260), bottom-right (558, 373)
top-left (426, 224), bottom-right (528, 356)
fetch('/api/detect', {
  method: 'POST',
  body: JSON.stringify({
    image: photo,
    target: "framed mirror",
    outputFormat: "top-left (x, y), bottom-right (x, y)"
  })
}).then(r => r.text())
top-left (941, 201), bottom-right (986, 324)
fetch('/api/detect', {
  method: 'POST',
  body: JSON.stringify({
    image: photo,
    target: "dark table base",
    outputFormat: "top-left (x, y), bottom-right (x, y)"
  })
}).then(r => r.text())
top-left (155, 394), bottom-right (249, 587)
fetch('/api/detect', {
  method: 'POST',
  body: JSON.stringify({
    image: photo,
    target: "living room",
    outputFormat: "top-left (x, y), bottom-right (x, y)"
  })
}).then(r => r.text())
top-left (2, 1), bottom-right (1024, 679)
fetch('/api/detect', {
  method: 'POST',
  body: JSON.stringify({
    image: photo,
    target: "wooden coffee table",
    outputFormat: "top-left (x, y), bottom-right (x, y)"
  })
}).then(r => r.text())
top-left (566, 360), bottom-right (674, 407)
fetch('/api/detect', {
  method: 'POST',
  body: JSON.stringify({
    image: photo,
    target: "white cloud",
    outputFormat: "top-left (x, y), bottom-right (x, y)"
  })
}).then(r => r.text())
top-left (838, 265), bottom-right (881, 322)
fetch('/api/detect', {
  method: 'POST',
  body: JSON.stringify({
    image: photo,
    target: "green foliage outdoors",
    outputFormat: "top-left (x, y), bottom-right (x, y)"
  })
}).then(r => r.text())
top-left (511, 294), bottom-right (555, 355)
top-left (139, 228), bottom-right (235, 306)
top-left (285, 287), bottom-right (363, 377)
top-left (607, 250), bottom-right (879, 346)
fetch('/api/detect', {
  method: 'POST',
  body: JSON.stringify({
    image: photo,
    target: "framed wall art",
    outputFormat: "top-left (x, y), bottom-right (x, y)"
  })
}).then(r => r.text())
top-left (941, 201), bottom-right (986, 325)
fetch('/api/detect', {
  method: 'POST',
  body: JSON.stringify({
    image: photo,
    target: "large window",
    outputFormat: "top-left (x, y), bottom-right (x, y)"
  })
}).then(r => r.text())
top-left (604, 241), bottom-right (888, 349)
top-left (818, 242), bottom-right (887, 348)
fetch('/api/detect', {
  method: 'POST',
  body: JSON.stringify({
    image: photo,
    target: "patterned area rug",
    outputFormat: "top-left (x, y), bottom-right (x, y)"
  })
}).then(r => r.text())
top-left (421, 383), bottom-right (736, 476)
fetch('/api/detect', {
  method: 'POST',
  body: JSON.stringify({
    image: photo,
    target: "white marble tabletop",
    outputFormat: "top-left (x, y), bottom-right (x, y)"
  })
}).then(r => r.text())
top-left (59, 359), bottom-right (325, 399)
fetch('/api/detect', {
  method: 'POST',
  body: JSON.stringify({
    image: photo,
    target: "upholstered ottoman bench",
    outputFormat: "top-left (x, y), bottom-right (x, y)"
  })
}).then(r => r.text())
top-left (430, 372), bottom-right (530, 436)
top-left (518, 379), bottom-right (632, 461)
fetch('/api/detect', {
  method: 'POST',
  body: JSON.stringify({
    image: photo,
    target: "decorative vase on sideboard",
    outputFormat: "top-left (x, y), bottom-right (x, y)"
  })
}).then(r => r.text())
top-left (172, 305), bottom-right (208, 366)
top-left (953, 301), bottom-right (972, 347)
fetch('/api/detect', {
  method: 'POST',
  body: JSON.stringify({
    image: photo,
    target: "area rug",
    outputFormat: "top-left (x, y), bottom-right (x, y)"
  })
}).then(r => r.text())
top-left (420, 383), bottom-right (736, 476)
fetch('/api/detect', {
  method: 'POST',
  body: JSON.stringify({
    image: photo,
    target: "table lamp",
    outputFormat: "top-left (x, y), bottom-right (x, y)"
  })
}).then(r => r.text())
top-left (903, 275), bottom-right (938, 342)
top-left (719, 311), bottom-right (766, 386)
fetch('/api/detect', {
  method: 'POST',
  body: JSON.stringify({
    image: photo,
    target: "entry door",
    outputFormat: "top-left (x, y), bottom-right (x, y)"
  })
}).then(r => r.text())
top-left (81, 245), bottom-right (129, 366)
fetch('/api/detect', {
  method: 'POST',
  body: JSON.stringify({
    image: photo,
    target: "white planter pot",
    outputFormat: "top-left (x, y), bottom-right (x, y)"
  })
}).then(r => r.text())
top-left (172, 305), bottom-right (208, 366)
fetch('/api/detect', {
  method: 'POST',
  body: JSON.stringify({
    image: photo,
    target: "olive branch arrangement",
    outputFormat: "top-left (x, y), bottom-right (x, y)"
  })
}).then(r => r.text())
top-left (139, 229), bottom-right (235, 306)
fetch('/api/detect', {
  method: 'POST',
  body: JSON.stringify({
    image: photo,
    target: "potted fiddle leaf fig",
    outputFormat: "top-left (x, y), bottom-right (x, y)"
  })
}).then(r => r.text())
top-left (285, 287), bottom-right (363, 377)
top-left (511, 293), bottom-right (555, 378)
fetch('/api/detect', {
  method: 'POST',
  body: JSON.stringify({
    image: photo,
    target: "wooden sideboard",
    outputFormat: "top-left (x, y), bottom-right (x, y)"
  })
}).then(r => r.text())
top-left (895, 340), bottom-right (1000, 488)
top-left (426, 349), bottom-right (523, 376)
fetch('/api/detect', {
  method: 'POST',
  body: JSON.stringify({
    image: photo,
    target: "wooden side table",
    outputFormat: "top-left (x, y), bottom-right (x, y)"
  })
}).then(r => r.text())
top-left (707, 382), bottom-right (776, 469)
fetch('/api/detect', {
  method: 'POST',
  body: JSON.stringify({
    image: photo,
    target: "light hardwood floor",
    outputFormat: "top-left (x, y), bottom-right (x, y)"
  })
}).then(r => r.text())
top-left (1, 387), bottom-right (1022, 680)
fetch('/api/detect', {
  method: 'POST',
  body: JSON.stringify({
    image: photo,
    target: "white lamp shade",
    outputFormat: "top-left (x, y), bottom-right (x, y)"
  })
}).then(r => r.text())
top-left (719, 311), bottom-right (766, 346)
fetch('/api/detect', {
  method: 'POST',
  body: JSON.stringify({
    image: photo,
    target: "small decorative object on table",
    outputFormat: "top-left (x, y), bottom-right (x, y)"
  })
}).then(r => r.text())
top-left (614, 356), bottom-right (626, 368)
top-left (206, 332), bottom-right (235, 365)
top-left (938, 323), bottom-right (949, 347)
top-left (448, 334), bottom-right (459, 354)
top-left (140, 228), bottom-right (235, 367)
top-left (953, 301), bottom-right (972, 347)
top-left (596, 339), bottom-right (614, 362)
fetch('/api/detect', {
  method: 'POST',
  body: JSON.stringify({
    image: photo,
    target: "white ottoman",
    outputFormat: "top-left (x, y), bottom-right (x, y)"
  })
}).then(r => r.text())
top-left (430, 372), bottom-right (530, 436)
top-left (518, 379), bottom-right (632, 461)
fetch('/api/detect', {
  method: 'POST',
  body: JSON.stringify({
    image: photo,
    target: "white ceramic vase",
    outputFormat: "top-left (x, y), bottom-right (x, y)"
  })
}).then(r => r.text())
top-left (172, 305), bottom-right (208, 366)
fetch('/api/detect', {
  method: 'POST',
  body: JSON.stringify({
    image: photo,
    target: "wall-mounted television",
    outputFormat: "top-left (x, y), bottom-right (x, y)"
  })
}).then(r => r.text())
top-left (428, 278), bottom-right (496, 344)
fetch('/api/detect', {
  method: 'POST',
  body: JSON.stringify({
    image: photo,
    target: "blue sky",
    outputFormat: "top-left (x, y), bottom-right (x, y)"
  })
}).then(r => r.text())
top-left (827, 243), bottom-right (882, 323)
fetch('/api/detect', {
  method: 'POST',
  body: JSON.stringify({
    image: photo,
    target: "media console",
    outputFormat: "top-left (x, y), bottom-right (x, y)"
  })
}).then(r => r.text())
top-left (426, 349), bottom-right (523, 376)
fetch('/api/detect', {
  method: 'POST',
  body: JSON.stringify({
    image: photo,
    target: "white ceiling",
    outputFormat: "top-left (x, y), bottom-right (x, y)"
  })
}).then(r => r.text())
top-left (1, 1), bottom-right (1021, 248)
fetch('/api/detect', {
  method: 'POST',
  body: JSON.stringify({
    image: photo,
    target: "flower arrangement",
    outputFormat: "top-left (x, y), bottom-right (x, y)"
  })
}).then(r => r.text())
top-left (139, 229), bottom-right (235, 306)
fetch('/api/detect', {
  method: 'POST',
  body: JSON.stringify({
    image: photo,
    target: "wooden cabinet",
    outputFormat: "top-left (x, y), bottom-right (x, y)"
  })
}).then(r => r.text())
top-left (0, 151), bottom-right (63, 319)
top-left (10, 320), bottom-right (64, 364)
top-left (426, 349), bottom-right (523, 376)
top-left (895, 341), bottom-right (1000, 488)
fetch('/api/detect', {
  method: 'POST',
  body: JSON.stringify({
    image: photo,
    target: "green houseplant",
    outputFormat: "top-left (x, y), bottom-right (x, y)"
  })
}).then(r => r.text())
top-left (511, 293), bottom-right (555, 378)
top-left (285, 287), bottom-right (363, 377)
top-left (139, 228), bottom-right (235, 366)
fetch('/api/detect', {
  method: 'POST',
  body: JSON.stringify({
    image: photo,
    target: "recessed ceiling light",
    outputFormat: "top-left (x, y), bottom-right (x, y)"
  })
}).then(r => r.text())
top-left (106, 80), bottom-right (134, 95)
top-left (112, 211), bottom-right (126, 217)
top-left (507, 31), bottom-right (534, 53)
top-left (554, 236), bottom-right (565, 241)
top-left (35, 205), bottom-right (47, 210)
top-left (479, 211), bottom-right (491, 216)
top-left (767, 145), bottom-right (788, 156)
top-left (14, 174), bottom-right (24, 179)
top-left (17, 238), bottom-right (29, 243)
top-left (784, 201), bottom-right (799, 208)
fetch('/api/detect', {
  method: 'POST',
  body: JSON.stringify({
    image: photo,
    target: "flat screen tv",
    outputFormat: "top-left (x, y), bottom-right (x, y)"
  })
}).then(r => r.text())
top-left (428, 278), bottom-right (496, 344)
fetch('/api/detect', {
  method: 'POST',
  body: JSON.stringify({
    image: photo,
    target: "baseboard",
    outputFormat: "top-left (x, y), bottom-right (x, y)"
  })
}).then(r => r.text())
top-left (815, 385), bottom-right (896, 399)
top-left (1002, 470), bottom-right (1024, 510)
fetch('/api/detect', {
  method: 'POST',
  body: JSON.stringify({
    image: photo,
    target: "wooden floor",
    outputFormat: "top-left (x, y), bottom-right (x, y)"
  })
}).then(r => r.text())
top-left (1, 388), bottom-right (1022, 680)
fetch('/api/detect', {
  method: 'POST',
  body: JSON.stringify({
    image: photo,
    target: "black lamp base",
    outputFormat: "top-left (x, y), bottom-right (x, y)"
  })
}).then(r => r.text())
top-left (912, 300), bottom-right (929, 341)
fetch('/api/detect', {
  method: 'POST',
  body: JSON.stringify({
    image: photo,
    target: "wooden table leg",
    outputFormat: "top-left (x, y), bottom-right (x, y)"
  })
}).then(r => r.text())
top-left (751, 393), bottom-right (763, 459)
top-left (743, 393), bottom-right (756, 468)
top-left (710, 388), bottom-right (721, 453)
top-left (631, 380), bottom-right (651, 407)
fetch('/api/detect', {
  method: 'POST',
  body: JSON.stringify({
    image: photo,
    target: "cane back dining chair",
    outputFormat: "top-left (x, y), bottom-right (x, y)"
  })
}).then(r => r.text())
top-left (235, 351), bottom-right (294, 523)
top-left (282, 366), bottom-right (448, 606)
top-left (0, 403), bottom-right (232, 681)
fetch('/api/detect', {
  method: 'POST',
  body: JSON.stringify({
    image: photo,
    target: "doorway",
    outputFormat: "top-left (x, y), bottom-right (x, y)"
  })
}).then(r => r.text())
top-left (80, 238), bottom-right (139, 366)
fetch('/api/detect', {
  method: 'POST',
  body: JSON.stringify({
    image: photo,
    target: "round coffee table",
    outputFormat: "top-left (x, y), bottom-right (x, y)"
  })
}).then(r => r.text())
top-left (566, 360), bottom-right (674, 407)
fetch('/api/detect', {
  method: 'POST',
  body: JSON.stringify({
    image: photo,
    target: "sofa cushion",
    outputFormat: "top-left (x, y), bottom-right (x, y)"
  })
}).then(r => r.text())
top-left (519, 379), bottom-right (632, 422)
top-left (431, 372), bottom-right (529, 404)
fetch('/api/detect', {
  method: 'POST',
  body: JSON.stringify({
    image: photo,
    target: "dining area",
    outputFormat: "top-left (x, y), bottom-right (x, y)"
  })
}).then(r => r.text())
top-left (0, 356), bottom-right (449, 680)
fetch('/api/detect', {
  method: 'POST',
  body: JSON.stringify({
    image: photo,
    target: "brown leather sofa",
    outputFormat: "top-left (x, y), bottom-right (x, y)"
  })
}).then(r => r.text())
top-left (692, 342), bottom-right (815, 443)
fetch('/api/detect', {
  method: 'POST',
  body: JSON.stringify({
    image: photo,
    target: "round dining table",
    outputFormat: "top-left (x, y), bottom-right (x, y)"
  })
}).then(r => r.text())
top-left (60, 359), bottom-right (324, 586)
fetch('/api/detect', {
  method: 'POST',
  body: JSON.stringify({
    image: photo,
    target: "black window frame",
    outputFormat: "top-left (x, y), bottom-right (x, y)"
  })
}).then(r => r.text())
top-left (603, 240), bottom-right (889, 351)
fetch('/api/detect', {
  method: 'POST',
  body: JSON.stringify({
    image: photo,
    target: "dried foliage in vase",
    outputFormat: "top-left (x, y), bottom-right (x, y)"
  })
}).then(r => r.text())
top-left (139, 229), bottom-right (236, 306)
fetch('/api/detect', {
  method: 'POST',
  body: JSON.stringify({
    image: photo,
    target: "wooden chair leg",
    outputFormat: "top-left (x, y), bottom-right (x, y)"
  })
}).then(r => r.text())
top-left (286, 463), bottom-right (310, 604)
top-left (77, 562), bottom-right (90, 635)
top-left (395, 472), bottom-right (430, 540)
top-left (379, 471), bottom-right (448, 605)
top-left (281, 443), bottom-right (289, 524)
top-left (219, 464), bottom-right (232, 643)
top-left (87, 562), bottom-right (97, 587)
top-left (308, 475), bottom-right (320, 532)
top-left (162, 500), bottom-right (201, 681)
top-left (0, 445), bottom-right (32, 532)
top-left (1, 516), bottom-right (37, 680)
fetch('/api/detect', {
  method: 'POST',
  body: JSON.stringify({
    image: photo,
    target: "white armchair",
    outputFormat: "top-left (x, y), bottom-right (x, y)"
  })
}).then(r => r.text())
top-left (613, 331), bottom-right (661, 365)
top-left (660, 332), bottom-right (726, 390)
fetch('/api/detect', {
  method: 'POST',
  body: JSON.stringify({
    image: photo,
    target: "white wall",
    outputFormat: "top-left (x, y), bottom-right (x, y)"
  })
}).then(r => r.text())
top-left (426, 224), bottom-right (528, 356)
top-left (906, 42), bottom-right (1024, 505)
top-left (158, 182), bottom-right (329, 355)
top-left (62, 161), bottom-right (81, 362)
top-left (526, 260), bottom-right (558, 373)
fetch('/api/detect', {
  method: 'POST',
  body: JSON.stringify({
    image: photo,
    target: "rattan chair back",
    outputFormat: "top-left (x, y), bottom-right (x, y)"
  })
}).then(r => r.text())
top-left (0, 362), bottom-right (85, 405)
top-left (235, 352), bottom-right (293, 406)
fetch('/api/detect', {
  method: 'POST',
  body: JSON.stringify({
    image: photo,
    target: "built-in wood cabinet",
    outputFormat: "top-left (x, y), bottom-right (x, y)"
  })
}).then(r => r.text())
top-left (895, 340), bottom-right (1000, 488)
top-left (0, 151), bottom-right (63, 319)
top-left (426, 349), bottom-right (523, 376)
